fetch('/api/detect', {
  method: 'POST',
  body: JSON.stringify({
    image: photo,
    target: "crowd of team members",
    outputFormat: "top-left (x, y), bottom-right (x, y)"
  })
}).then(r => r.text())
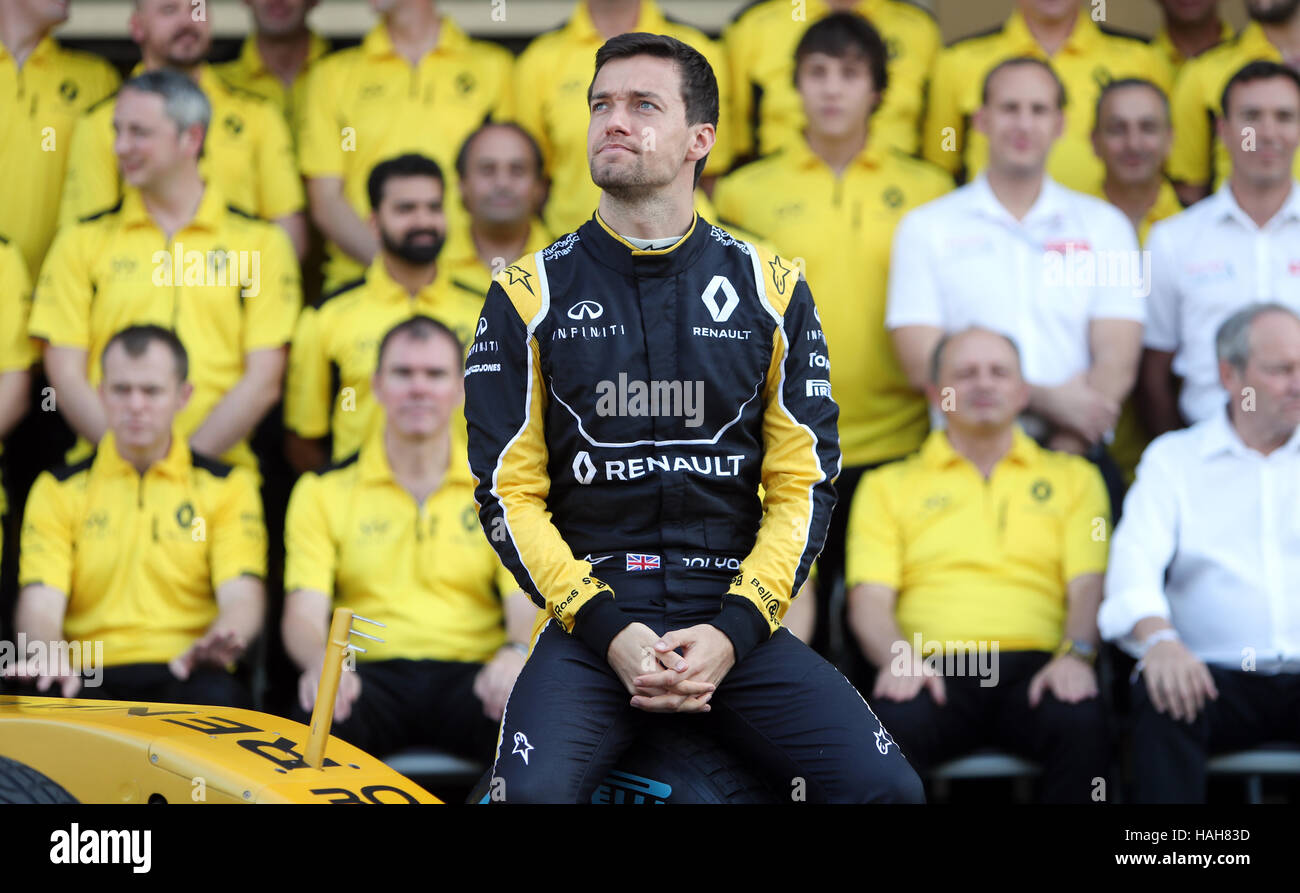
top-left (1, 0), bottom-right (1299, 803)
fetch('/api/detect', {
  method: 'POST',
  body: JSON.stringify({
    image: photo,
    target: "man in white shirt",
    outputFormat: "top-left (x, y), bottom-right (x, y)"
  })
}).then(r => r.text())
top-left (1101, 303), bottom-right (1300, 803)
top-left (1140, 61), bottom-right (1300, 437)
top-left (888, 57), bottom-right (1145, 471)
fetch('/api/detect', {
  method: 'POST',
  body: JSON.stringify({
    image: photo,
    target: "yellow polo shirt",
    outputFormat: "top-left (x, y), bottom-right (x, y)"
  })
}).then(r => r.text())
top-left (59, 64), bottom-right (304, 226)
top-left (512, 0), bottom-right (733, 236)
top-left (30, 185), bottom-right (302, 470)
top-left (297, 18), bottom-right (514, 291)
top-left (1151, 19), bottom-right (1233, 76)
top-left (1169, 23), bottom-right (1300, 190)
top-left (211, 32), bottom-right (331, 131)
top-left (0, 35), bottom-right (119, 277)
top-left (713, 138), bottom-right (952, 466)
top-left (723, 0), bottom-right (939, 161)
top-left (1, 237), bottom-right (37, 542)
top-left (923, 9), bottom-right (1173, 192)
top-left (284, 257), bottom-right (479, 461)
top-left (285, 425), bottom-right (518, 663)
top-left (847, 428), bottom-right (1110, 652)
top-left (19, 429), bottom-right (267, 667)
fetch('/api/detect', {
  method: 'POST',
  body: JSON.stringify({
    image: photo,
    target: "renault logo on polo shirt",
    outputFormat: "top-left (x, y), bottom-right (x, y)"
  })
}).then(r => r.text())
top-left (573, 451), bottom-right (597, 485)
top-left (567, 300), bottom-right (604, 321)
top-left (700, 275), bottom-right (739, 323)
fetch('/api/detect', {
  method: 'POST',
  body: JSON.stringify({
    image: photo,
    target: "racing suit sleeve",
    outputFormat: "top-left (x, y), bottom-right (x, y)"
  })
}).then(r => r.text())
top-left (465, 274), bottom-right (630, 659)
top-left (711, 265), bottom-right (840, 662)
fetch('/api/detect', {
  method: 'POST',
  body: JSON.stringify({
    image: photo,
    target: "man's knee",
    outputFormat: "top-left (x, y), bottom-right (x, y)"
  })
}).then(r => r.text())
top-left (834, 757), bottom-right (926, 804)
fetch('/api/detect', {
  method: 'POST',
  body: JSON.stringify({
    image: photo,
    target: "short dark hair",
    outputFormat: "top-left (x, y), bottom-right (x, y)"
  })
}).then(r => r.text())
top-left (376, 315), bottom-right (464, 371)
top-left (102, 324), bottom-right (189, 382)
top-left (1093, 77), bottom-right (1170, 129)
top-left (981, 56), bottom-right (1067, 110)
top-left (1220, 59), bottom-right (1300, 118)
top-left (793, 12), bottom-right (889, 97)
top-left (929, 327), bottom-right (1023, 385)
top-left (588, 32), bottom-right (719, 188)
top-left (367, 153), bottom-right (446, 211)
top-left (455, 122), bottom-right (546, 181)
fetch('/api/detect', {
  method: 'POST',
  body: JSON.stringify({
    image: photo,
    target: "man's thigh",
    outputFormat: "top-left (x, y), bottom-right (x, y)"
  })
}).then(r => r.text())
top-left (706, 628), bottom-right (925, 803)
top-left (291, 660), bottom-right (416, 757)
top-left (490, 620), bottom-right (645, 803)
top-left (412, 660), bottom-right (501, 764)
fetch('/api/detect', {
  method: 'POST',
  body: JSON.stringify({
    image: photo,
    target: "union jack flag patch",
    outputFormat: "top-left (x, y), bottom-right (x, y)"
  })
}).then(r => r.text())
top-left (626, 553), bottom-right (661, 571)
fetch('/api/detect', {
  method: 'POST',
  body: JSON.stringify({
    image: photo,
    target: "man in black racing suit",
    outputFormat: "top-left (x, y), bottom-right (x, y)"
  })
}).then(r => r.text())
top-left (464, 31), bottom-right (923, 803)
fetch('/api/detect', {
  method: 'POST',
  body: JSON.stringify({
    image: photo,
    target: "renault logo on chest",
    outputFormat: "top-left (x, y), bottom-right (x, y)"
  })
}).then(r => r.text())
top-left (568, 300), bottom-right (604, 321)
top-left (573, 451), bottom-right (597, 485)
top-left (701, 275), bottom-right (739, 323)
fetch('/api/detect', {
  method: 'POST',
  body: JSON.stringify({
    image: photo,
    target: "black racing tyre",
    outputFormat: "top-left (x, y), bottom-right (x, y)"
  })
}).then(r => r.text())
top-left (0, 755), bottom-right (79, 804)
top-left (467, 723), bottom-right (779, 804)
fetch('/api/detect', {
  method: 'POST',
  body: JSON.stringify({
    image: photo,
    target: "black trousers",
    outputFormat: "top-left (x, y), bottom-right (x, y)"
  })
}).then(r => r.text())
top-left (16, 662), bottom-right (254, 709)
top-left (867, 651), bottom-right (1110, 803)
top-left (290, 658), bottom-right (500, 762)
top-left (1131, 666), bottom-right (1300, 803)
top-left (489, 570), bottom-right (925, 804)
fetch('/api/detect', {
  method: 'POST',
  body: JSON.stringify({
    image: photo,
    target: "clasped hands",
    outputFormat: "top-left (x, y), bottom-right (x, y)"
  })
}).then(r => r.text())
top-left (607, 622), bottom-right (735, 713)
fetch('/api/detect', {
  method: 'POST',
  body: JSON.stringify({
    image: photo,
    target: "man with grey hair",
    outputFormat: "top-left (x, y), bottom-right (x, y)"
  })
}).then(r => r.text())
top-left (59, 0), bottom-right (306, 257)
top-left (31, 68), bottom-right (301, 476)
top-left (1101, 302), bottom-right (1300, 803)
top-left (847, 327), bottom-right (1112, 802)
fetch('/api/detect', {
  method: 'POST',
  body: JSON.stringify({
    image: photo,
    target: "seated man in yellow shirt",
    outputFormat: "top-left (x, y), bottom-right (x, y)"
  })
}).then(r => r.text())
top-left (285, 153), bottom-right (478, 473)
top-left (31, 69), bottom-right (302, 475)
top-left (283, 316), bottom-right (533, 761)
top-left (846, 327), bottom-right (1111, 803)
top-left (12, 325), bottom-right (267, 707)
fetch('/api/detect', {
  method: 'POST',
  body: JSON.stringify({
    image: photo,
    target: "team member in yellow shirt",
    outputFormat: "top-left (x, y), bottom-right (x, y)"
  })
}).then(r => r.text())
top-left (1089, 79), bottom-right (1183, 486)
top-left (714, 12), bottom-right (951, 651)
top-left (923, 0), bottom-right (1172, 193)
top-left (59, 0), bottom-right (307, 258)
top-left (31, 70), bottom-right (302, 474)
top-left (213, 0), bottom-right (330, 130)
top-left (724, 0), bottom-right (939, 162)
top-left (284, 316), bottom-right (532, 759)
top-left (1168, 0), bottom-right (1300, 204)
top-left (298, 0), bottom-right (513, 293)
top-left (13, 325), bottom-right (266, 707)
top-left (286, 153), bottom-right (483, 474)
top-left (0, 238), bottom-right (36, 565)
top-left (512, 0), bottom-right (731, 236)
top-left (1152, 0), bottom-right (1232, 75)
top-left (847, 327), bottom-right (1111, 803)
top-left (440, 123), bottom-right (553, 301)
top-left (0, 0), bottom-right (119, 278)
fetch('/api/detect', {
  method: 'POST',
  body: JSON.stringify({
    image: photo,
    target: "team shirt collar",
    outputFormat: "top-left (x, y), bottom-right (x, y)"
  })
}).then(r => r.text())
top-left (1152, 19), bottom-right (1233, 66)
top-left (1, 34), bottom-right (59, 67)
top-left (366, 253), bottom-right (442, 305)
top-left (94, 426), bottom-right (195, 482)
top-left (788, 134), bottom-right (889, 173)
top-left (120, 182), bottom-right (229, 233)
top-left (363, 15), bottom-right (470, 59)
top-left (968, 172), bottom-right (1067, 227)
top-left (1002, 7), bottom-right (1101, 56)
top-left (1235, 22), bottom-right (1284, 62)
top-left (1210, 180), bottom-right (1300, 229)
top-left (568, 0), bottom-right (669, 43)
top-left (1200, 405), bottom-right (1300, 460)
top-left (235, 31), bottom-right (330, 76)
top-left (439, 217), bottom-right (551, 271)
top-left (358, 423), bottom-right (473, 488)
top-left (920, 425), bottom-right (1039, 472)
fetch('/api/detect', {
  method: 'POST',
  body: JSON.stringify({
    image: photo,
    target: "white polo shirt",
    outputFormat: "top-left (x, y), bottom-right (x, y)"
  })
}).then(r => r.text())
top-left (1145, 182), bottom-right (1300, 425)
top-left (887, 174), bottom-right (1145, 388)
top-left (1100, 408), bottom-right (1300, 671)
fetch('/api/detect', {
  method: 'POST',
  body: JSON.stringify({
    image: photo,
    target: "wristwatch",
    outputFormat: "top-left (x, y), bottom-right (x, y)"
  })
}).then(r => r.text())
top-left (1055, 638), bottom-right (1097, 665)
